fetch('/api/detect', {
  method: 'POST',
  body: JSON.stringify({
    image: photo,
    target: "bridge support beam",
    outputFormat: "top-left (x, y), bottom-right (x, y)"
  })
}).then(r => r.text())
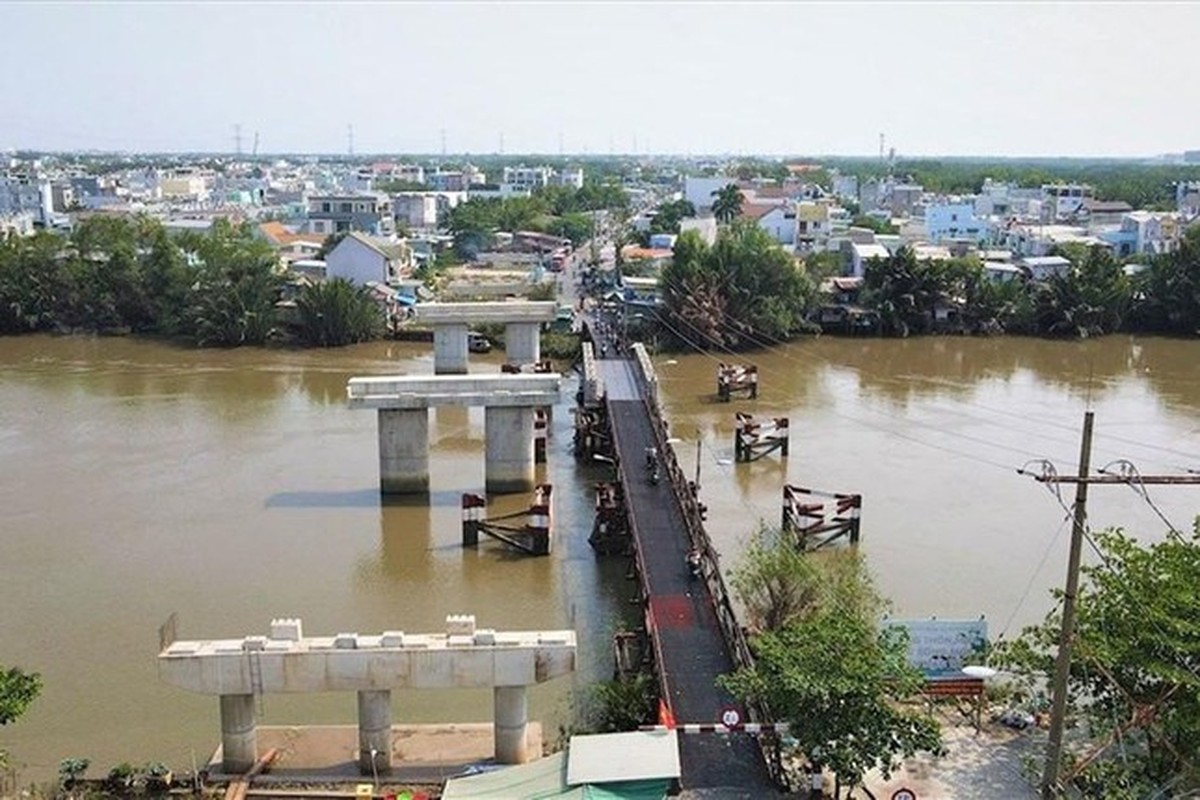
top-left (486, 407), bottom-right (535, 493)
top-left (219, 693), bottom-right (257, 774)
top-left (378, 409), bottom-right (429, 494)
top-left (357, 689), bottom-right (393, 775)
top-left (505, 322), bottom-right (541, 367)
top-left (494, 686), bottom-right (529, 764)
top-left (433, 323), bottom-right (469, 375)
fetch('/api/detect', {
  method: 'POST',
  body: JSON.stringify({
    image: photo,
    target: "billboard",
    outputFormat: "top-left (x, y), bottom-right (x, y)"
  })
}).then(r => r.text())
top-left (883, 618), bottom-right (988, 676)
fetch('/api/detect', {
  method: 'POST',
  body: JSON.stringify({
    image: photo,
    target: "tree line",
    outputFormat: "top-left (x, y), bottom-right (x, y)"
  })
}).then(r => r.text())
top-left (658, 222), bottom-right (1200, 348)
top-left (445, 183), bottom-right (629, 257)
top-left (0, 216), bottom-right (381, 347)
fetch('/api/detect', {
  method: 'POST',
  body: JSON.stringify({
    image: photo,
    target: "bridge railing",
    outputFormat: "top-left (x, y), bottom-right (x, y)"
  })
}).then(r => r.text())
top-left (626, 344), bottom-right (787, 788)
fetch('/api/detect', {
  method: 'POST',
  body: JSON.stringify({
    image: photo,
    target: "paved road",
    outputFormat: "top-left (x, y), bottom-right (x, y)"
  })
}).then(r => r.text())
top-left (595, 343), bottom-right (776, 794)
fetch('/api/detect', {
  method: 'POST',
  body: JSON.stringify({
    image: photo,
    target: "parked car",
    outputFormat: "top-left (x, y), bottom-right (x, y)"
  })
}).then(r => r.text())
top-left (467, 331), bottom-right (493, 353)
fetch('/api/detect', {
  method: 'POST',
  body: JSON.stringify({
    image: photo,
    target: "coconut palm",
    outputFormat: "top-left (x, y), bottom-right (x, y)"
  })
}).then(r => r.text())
top-left (710, 183), bottom-right (744, 225)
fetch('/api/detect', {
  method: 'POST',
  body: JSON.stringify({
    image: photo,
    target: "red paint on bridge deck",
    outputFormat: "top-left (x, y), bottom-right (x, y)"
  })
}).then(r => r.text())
top-left (650, 595), bottom-right (697, 629)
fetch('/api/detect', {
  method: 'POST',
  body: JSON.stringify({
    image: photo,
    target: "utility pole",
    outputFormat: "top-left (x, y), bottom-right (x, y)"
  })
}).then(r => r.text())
top-left (1040, 410), bottom-right (1093, 800)
top-left (1029, 414), bottom-right (1200, 798)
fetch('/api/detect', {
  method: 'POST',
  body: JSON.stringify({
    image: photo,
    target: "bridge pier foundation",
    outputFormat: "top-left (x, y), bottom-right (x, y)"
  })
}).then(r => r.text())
top-left (493, 686), bottom-right (529, 764)
top-left (505, 322), bottom-right (541, 366)
top-left (485, 407), bottom-right (535, 493)
top-left (378, 409), bottom-right (429, 493)
top-left (357, 689), bottom-right (393, 775)
top-left (433, 323), bottom-right (469, 374)
top-left (219, 693), bottom-right (258, 774)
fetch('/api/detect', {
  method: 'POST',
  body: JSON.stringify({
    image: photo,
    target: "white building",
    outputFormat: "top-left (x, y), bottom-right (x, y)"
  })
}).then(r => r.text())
top-left (683, 176), bottom-right (735, 211)
top-left (679, 216), bottom-right (718, 246)
top-left (502, 166), bottom-right (552, 191)
top-left (925, 202), bottom-right (990, 244)
top-left (849, 242), bottom-right (890, 278)
top-left (325, 232), bottom-right (413, 286)
top-left (1021, 255), bottom-right (1073, 281)
top-left (1041, 184), bottom-right (1094, 221)
top-left (556, 167), bottom-right (584, 189)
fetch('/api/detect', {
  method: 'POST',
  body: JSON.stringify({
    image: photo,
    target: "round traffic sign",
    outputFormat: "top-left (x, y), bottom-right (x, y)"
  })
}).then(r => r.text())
top-left (891, 789), bottom-right (918, 800)
top-left (719, 706), bottom-right (741, 727)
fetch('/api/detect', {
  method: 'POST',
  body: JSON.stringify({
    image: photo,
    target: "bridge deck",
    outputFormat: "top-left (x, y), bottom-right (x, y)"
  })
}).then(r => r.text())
top-left (600, 355), bottom-right (776, 794)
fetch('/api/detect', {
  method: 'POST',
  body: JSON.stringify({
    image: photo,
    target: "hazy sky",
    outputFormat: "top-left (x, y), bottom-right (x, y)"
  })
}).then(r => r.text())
top-left (2, 2), bottom-right (1197, 157)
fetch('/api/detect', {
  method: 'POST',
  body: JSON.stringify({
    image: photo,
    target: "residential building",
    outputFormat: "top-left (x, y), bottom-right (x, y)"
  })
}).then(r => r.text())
top-left (888, 184), bottom-right (923, 218)
top-left (848, 242), bottom-right (890, 278)
top-left (795, 201), bottom-right (833, 253)
top-left (392, 193), bottom-right (440, 230)
top-left (468, 184), bottom-right (532, 200)
top-left (1176, 181), bottom-right (1200, 216)
top-left (306, 193), bottom-right (394, 237)
top-left (679, 216), bottom-right (717, 246)
top-left (325, 232), bottom-right (412, 286)
top-left (983, 261), bottom-right (1023, 283)
top-left (1021, 255), bottom-right (1073, 281)
top-left (740, 202), bottom-right (795, 246)
top-left (1119, 211), bottom-right (1182, 256)
top-left (1041, 183), bottom-right (1094, 221)
top-left (831, 173), bottom-right (858, 201)
top-left (683, 176), bottom-right (734, 211)
top-left (0, 176), bottom-right (54, 225)
top-left (1079, 198), bottom-right (1133, 227)
top-left (557, 167), bottom-right (584, 189)
top-left (158, 168), bottom-right (211, 202)
top-left (502, 166), bottom-right (553, 192)
top-left (925, 202), bottom-right (990, 244)
top-left (428, 166), bottom-right (486, 192)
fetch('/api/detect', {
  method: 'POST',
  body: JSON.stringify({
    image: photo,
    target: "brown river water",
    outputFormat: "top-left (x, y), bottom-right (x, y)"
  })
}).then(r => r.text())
top-left (1, 333), bottom-right (1198, 780)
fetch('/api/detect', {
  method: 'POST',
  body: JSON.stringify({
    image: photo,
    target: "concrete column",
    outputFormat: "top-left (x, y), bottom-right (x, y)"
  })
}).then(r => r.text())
top-left (493, 686), bottom-right (529, 764)
top-left (219, 693), bottom-right (257, 774)
top-left (505, 322), bottom-right (540, 367)
top-left (378, 409), bottom-right (429, 493)
top-left (357, 690), bottom-right (393, 775)
top-left (433, 323), bottom-right (469, 374)
top-left (485, 407), bottom-right (535, 493)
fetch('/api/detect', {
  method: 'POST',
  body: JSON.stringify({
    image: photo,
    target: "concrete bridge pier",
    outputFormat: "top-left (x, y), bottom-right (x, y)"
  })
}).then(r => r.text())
top-left (378, 409), bottom-right (430, 493)
top-left (433, 323), bottom-right (470, 374)
top-left (493, 686), bottom-right (529, 764)
top-left (505, 322), bottom-right (541, 367)
top-left (357, 689), bottom-right (393, 774)
top-left (219, 693), bottom-right (258, 774)
top-left (486, 407), bottom-right (535, 492)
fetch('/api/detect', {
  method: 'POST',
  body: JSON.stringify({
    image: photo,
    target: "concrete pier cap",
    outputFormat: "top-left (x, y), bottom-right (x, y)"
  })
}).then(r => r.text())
top-left (414, 301), bottom-right (558, 326)
top-left (159, 616), bottom-right (577, 768)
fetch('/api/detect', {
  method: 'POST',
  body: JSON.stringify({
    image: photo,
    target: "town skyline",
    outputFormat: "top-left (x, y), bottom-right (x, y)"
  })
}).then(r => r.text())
top-left (3, 2), bottom-right (1198, 158)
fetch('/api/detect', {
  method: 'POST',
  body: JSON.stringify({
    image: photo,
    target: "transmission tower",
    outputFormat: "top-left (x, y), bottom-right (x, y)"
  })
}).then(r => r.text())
top-left (347, 124), bottom-right (355, 156)
top-left (234, 123), bottom-right (243, 156)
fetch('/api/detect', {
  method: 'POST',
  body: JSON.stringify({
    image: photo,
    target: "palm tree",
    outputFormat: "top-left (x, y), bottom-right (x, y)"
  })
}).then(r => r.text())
top-left (711, 183), bottom-right (743, 224)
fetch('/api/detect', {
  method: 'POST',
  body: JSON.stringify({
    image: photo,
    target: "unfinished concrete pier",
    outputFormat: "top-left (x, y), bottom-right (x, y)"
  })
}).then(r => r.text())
top-left (415, 302), bottom-right (557, 373)
top-left (348, 373), bottom-right (561, 493)
top-left (158, 616), bottom-right (576, 775)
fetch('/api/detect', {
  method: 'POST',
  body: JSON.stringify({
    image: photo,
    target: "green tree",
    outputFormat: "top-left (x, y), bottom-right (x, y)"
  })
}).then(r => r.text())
top-left (1131, 225), bottom-right (1200, 335)
top-left (719, 529), bottom-right (941, 796)
top-left (294, 278), bottom-right (384, 347)
top-left (994, 521), bottom-right (1200, 798)
top-left (0, 666), bottom-right (41, 726)
top-left (661, 221), bottom-right (816, 349)
top-left (185, 220), bottom-right (282, 346)
top-left (710, 183), bottom-right (743, 224)
top-left (650, 199), bottom-right (696, 235)
top-left (861, 247), bottom-right (948, 336)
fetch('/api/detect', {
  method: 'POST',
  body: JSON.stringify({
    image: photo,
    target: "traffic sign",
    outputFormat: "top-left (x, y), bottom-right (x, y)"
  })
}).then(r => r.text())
top-left (719, 706), bottom-right (741, 727)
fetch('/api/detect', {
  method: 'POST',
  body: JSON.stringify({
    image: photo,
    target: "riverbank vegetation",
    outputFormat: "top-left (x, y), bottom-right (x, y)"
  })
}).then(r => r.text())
top-left (657, 224), bottom-right (1200, 349)
top-left (993, 520), bottom-right (1200, 798)
top-left (719, 527), bottom-right (942, 796)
